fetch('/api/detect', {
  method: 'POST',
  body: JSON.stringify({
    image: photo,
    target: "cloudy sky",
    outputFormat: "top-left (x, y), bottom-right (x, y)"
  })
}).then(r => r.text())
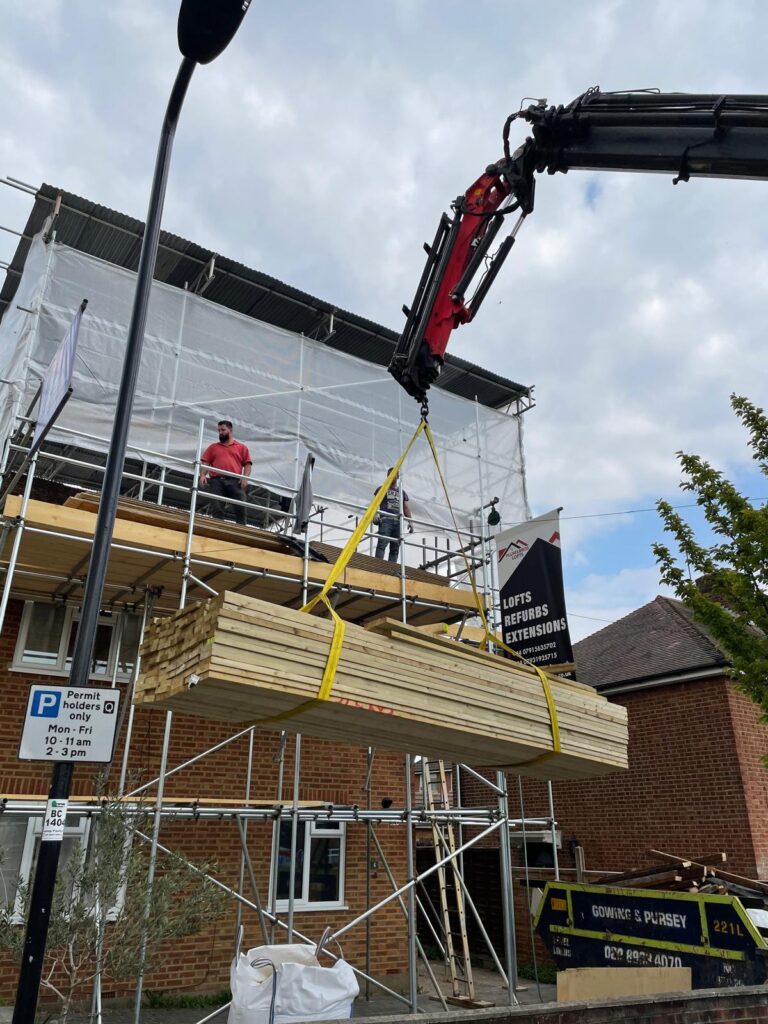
top-left (1, 0), bottom-right (766, 641)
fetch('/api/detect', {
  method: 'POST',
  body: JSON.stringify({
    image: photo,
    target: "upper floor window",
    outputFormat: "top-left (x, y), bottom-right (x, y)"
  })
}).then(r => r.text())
top-left (12, 602), bottom-right (141, 681)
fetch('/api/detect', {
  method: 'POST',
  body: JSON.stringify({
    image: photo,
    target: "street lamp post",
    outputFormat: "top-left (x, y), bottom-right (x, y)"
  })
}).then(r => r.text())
top-left (11, 5), bottom-right (251, 1022)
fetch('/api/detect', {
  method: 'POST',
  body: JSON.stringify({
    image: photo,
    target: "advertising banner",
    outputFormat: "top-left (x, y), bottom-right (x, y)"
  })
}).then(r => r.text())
top-left (496, 509), bottom-right (573, 668)
top-left (31, 300), bottom-right (86, 451)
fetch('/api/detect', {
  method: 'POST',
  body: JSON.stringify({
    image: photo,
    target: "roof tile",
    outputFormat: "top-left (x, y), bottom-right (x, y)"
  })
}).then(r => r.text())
top-left (574, 595), bottom-right (728, 689)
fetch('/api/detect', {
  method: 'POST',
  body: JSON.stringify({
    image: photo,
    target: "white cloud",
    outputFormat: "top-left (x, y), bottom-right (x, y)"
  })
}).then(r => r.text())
top-left (567, 565), bottom-right (674, 643)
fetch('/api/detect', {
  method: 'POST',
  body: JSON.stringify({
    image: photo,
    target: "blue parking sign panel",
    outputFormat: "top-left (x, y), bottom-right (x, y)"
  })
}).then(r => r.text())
top-left (19, 684), bottom-right (120, 763)
top-left (30, 691), bottom-right (62, 718)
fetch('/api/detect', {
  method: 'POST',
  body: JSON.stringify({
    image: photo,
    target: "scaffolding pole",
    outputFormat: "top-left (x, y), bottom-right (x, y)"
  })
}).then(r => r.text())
top-left (496, 771), bottom-right (518, 1006)
top-left (329, 818), bottom-right (504, 942)
top-left (133, 710), bottom-right (173, 1024)
top-left (234, 729), bottom-right (265, 943)
top-left (131, 829), bottom-right (415, 1012)
top-left (269, 731), bottom-right (287, 943)
top-left (287, 734), bottom-right (302, 942)
top-left (0, 449), bottom-right (37, 634)
top-left (369, 826), bottom-right (448, 1012)
top-left (404, 753), bottom-right (419, 1013)
top-left (234, 811), bottom-right (269, 944)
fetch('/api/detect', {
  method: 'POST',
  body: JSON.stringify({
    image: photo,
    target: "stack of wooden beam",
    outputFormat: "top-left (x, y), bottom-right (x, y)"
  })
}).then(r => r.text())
top-left (134, 592), bottom-right (628, 780)
top-left (596, 850), bottom-right (768, 900)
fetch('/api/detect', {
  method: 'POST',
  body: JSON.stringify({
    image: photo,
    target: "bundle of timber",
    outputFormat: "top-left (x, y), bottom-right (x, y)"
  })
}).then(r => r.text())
top-left (596, 850), bottom-right (768, 903)
top-left (134, 592), bottom-right (628, 780)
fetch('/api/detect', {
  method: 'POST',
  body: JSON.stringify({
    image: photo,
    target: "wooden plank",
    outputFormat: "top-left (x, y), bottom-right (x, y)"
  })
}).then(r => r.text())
top-left (648, 849), bottom-right (768, 892)
top-left (3, 496), bottom-right (476, 613)
top-left (134, 592), bottom-right (628, 780)
top-left (689, 851), bottom-right (728, 865)
top-left (66, 491), bottom-right (450, 588)
top-left (367, 617), bottom-right (598, 695)
top-left (604, 871), bottom-right (684, 889)
top-left (648, 848), bottom-right (727, 865)
top-left (593, 860), bottom-right (690, 884)
top-left (412, 623), bottom-right (576, 673)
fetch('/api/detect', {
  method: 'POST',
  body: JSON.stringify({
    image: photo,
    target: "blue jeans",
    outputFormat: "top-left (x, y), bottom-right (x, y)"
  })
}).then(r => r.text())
top-left (375, 515), bottom-right (401, 562)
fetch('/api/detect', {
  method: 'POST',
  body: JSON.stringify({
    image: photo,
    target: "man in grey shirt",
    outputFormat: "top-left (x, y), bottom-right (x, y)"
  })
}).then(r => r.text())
top-left (374, 469), bottom-right (413, 562)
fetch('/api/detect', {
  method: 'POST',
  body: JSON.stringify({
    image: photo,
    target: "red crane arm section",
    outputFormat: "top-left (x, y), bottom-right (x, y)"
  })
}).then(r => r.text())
top-left (422, 168), bottom-right (512, 361)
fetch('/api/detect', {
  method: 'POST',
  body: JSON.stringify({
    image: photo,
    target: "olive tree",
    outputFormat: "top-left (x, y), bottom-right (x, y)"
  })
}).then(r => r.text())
top-left (0, 795), bottom-right (229, 1024)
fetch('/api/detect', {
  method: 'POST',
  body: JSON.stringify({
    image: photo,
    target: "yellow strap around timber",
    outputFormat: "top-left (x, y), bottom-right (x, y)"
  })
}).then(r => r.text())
top-left (248, 414), bottom-right (561, 765)
top-left (422, 420), bottom-right (561, 766)
top-left (248, 419), bottom-right (427, 726)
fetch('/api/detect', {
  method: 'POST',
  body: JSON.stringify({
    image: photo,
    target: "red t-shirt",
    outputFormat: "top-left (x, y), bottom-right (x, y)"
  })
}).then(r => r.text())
top-left (201, 440), bottom-right (252, 478)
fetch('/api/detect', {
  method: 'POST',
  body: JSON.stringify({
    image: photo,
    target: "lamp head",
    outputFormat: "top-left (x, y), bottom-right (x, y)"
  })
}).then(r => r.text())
top-left (487, 507), bottom-right (501, 527)
top-left (178, 0), bottom-right (252, 64)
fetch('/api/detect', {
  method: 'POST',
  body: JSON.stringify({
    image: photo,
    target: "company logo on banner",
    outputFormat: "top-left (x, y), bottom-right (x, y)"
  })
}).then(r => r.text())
top-left (31, 300), bottom-right (87, 452)
top-left (496, 509), bottom-right (574, 669)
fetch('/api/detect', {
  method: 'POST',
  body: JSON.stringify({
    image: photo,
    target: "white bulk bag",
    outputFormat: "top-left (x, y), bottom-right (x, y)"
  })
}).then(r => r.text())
top-left (228, 943), bottom-right (359, 1024)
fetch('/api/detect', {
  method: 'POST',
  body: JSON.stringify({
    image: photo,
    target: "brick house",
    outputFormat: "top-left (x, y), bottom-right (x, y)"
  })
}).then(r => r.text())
top-left (453, 594), bottom-right (768, 969)
top-left (0, 183), bottom-right (533, 1007)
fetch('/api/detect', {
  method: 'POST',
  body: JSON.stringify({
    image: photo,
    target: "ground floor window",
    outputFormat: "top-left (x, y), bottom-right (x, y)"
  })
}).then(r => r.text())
top-left (273, 820), bottom-right (345, 910)
top-left (0, 815), bottom-right (124, 923)
top-left (511, 830), bottom-right (562, 869)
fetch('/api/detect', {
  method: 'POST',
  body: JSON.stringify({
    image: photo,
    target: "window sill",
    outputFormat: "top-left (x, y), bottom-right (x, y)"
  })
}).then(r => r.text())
top-left (7, 665), bottom-right (130, 683)
top-left (8, 911), bottom-right (120, 927)
top-left (274, 904), bottom-right (349, 914)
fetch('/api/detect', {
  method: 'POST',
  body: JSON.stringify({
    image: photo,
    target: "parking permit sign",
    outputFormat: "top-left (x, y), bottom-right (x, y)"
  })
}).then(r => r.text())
top-left (19, 685), bottom-right (120, 763)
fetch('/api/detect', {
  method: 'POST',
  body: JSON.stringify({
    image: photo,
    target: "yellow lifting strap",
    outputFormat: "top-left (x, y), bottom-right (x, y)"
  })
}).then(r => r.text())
top-left (250, 415), bottom-right (561, 767)
top-left (421, 421), bottom-right (562, 767)
top-left (248, 419), bottom-right (427, 727)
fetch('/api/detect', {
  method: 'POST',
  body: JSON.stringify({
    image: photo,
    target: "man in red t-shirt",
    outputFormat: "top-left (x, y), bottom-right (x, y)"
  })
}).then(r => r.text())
top-left (200, 419), bottom-right (252, 525)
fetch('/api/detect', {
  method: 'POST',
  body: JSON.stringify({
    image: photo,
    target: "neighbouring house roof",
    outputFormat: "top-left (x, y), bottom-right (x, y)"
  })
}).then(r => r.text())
top-left (0, 183), bottom-right (532, 411)
top-left (574, 595), bottom-right (729, 691)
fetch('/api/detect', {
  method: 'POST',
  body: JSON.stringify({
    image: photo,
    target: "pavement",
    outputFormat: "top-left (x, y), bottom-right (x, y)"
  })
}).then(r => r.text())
top-left (65, 965), bottom-right (556, 1024)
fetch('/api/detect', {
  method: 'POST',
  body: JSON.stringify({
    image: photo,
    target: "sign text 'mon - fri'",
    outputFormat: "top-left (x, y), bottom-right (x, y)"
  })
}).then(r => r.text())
top-left (19, 685), bottom-right (120, 763)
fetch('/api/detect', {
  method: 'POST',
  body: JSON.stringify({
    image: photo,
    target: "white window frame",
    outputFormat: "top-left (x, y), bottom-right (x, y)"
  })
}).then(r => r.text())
top-left (272, 820), bottom-right (346, 912)
top-left (11, 601), bottom-right (139, 682)
top-left (10, 815), bottom-right (126, 924)
top-left (509, 829), bottom-right (562, 848)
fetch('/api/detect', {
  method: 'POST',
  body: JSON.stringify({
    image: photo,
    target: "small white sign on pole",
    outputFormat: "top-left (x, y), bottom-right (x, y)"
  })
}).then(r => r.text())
top-left (19, 685), bottom-right (120, 763)
top-left (41, 799), bottom-right (69, 841)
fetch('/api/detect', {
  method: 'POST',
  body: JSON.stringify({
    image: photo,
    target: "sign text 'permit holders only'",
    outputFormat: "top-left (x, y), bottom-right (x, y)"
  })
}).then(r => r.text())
top-left (19, 685), bottom-right (120, 763)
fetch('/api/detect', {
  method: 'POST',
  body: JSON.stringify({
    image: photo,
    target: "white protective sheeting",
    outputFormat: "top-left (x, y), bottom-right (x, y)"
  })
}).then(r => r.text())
top-left (0, 229), bottom-right (528, 531)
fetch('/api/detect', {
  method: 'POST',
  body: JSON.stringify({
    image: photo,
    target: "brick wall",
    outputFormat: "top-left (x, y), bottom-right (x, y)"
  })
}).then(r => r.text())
top-left (0, 599), bottom-right (409, 1001)
top-left (460, 674), bottom-right (768, 875)
top-left (726, 684), bottom-right (768, 879)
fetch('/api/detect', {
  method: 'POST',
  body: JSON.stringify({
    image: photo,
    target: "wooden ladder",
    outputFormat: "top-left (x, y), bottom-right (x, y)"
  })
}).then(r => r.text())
top-left (422, 758), bottom-right (484, 1006)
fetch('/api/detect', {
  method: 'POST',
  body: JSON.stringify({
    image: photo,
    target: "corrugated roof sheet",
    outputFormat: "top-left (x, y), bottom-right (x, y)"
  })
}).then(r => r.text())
top-left (573, 595), bottom-right (729, 690)
top-left (0, 184), bottom-right (533, 410)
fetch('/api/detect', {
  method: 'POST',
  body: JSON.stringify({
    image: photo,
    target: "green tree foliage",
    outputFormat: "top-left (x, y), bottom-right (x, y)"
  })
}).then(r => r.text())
top-left (653, 394), bottom-right (768, 715)
top-left (0, 794), bottom-right (229, 1024)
